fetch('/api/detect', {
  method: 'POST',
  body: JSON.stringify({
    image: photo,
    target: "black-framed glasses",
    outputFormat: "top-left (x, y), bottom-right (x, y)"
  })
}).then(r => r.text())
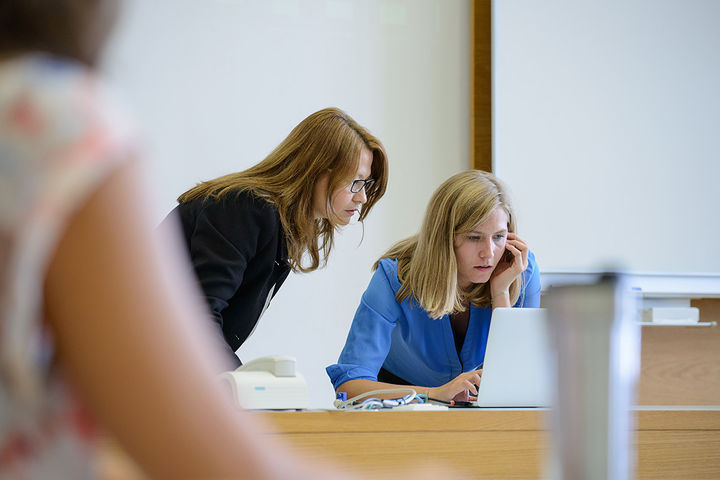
top-left (349, 178), bottom-right (375, 193)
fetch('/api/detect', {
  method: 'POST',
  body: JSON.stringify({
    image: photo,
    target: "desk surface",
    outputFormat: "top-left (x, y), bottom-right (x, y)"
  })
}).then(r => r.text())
top-left (98, 408), bottom-right (720, 479)
top-left (262, 405), bottom-right (720, 431)
top-left (257, 408), bottom-right (720, 479)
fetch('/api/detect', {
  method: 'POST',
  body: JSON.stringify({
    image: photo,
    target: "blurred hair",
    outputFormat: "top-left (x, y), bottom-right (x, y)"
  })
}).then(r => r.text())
top-left (376, 170), bottom-right (520, 318)
top-left (178, 107), bottom-right (388, 273)
top-left (0, 0), bottom-right (118, 66)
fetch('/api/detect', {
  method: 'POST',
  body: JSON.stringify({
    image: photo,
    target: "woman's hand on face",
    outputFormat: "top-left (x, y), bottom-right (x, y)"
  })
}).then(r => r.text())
top-left (429, 370), bottom-right (482, 403)
top-left (489, 233), bottom-right (529, 298)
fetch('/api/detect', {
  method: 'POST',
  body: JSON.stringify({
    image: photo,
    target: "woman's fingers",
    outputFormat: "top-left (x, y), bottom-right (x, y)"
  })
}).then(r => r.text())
top-left (507, 232), bottom-right (526, 245)
top-left (506, 238), bottom-right (528, 254)
top-left (440, 371), bottom-right (484, 402)
top-left (465, 380), bottom-right (478, 396)
top-left (463, 372), bottom-right (482, 395)
top-left (505, 242), bottom-right (528, 272)
top-left (453, 390), bottom-right (472, 402)
top-left (505, 243), bottom-right (522, 268)
top-left (507, 234), bottom-right (530, 270)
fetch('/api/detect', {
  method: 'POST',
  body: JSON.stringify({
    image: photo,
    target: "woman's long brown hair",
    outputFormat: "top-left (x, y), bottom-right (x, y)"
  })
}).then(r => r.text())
top-left (178, 107), bottom-right (388, 273)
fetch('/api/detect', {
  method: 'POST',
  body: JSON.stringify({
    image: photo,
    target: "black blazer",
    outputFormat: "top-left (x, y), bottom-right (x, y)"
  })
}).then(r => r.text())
top-left (165, 191), bottom-right (291, 366)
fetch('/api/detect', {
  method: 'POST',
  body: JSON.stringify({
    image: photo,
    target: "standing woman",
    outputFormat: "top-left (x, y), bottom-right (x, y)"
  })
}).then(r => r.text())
top-left (166, 109), bottom-right (388, 365)
top-left (327, 170), bottom-right (541, 403)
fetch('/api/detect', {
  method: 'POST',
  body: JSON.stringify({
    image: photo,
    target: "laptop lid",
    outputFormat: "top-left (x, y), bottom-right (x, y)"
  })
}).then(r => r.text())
top-left (474, 307), bottom-right (553, 407)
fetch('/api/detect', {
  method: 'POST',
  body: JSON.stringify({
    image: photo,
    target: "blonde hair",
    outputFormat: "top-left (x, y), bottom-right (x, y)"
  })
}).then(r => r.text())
top-left (178, 107), bottom-right (388, 273)
top-left (376, 170), bottom-right (520, 318)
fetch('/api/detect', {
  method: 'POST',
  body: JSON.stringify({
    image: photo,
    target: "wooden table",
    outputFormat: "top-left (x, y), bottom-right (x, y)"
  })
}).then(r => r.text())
top-left (258, 407), bottom-right (720, 479)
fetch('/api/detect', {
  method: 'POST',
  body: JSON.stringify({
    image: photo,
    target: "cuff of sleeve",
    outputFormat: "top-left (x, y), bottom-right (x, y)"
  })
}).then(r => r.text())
top-left (326, 364), bottom-right (378, 391)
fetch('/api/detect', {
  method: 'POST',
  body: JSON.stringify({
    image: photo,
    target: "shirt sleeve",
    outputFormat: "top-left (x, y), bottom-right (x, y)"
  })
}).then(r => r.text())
top-left (186, 195), bottom-right (277, 347)
top-left (326, 260), bottom-right (402, 391)
top-left (516, 250), bottom-right (542, 308)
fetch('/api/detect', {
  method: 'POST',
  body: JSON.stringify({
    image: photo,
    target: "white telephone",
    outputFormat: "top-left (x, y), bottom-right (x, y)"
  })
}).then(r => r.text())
top-left (220, 355), bottom-right (309, 410)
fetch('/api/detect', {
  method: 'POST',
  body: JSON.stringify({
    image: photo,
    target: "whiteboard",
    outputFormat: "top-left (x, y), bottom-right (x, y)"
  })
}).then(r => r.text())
top-left (493, 0), bottom-right (720, 274)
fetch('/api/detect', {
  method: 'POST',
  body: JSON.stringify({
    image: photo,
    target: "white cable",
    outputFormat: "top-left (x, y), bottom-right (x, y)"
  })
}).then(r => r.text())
top-left (333, 388), bottom-right (420, 410)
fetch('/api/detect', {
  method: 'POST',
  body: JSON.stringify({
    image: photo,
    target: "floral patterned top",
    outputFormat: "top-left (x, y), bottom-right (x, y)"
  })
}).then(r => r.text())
top-left (0, 54), bottom-right (137, 479)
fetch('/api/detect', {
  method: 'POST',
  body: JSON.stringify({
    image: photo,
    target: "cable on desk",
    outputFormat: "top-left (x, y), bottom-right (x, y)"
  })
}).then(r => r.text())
top-left (334, 388), bottom-right (426, 410)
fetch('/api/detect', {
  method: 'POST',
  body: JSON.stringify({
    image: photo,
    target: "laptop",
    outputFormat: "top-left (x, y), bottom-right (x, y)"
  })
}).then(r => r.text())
top-left (474, 308), bottom-right (553, 407)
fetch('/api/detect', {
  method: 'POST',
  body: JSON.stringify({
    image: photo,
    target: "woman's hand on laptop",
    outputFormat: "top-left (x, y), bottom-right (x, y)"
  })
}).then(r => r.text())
top-left (428, 370), bottom-right (482, 402)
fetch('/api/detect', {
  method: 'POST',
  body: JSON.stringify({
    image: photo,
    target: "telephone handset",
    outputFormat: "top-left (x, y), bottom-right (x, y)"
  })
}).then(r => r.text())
top-left (236, 355), bottom-right (297, 377)
top-left (222, 355), bottom-right (309, 409)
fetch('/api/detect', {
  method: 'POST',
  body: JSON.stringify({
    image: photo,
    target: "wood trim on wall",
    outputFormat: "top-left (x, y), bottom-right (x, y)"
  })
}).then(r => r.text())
top-left (471, 0), bottom-right (492, 172)
top-left (638, 324), bottom-right (720, 405)
top-left (691, 298), bottom-right (720, 324)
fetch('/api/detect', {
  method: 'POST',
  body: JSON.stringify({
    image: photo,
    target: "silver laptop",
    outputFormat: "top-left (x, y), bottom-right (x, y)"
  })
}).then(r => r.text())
top-left (474, 307), bottom-right (553, 407)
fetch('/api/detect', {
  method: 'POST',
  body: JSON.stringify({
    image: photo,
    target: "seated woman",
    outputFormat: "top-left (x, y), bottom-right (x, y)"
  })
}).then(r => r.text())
top-left (326, 170), bottom-right (541, 403)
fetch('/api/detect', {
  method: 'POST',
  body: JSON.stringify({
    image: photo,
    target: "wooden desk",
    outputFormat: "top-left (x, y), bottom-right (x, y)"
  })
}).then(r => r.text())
top-left (259, 408), bottom-right (720, 479)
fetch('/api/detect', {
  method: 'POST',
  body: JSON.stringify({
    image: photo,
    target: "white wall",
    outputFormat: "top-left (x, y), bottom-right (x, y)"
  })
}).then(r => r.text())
top-left (103, 0), bottom-right (470, 408)
top-left (494, 0), bottom-right (720, 274)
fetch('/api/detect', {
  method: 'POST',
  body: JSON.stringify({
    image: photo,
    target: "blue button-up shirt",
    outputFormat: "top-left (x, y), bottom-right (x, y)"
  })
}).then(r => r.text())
top-left (327, 252), bottom-right (541, 390)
